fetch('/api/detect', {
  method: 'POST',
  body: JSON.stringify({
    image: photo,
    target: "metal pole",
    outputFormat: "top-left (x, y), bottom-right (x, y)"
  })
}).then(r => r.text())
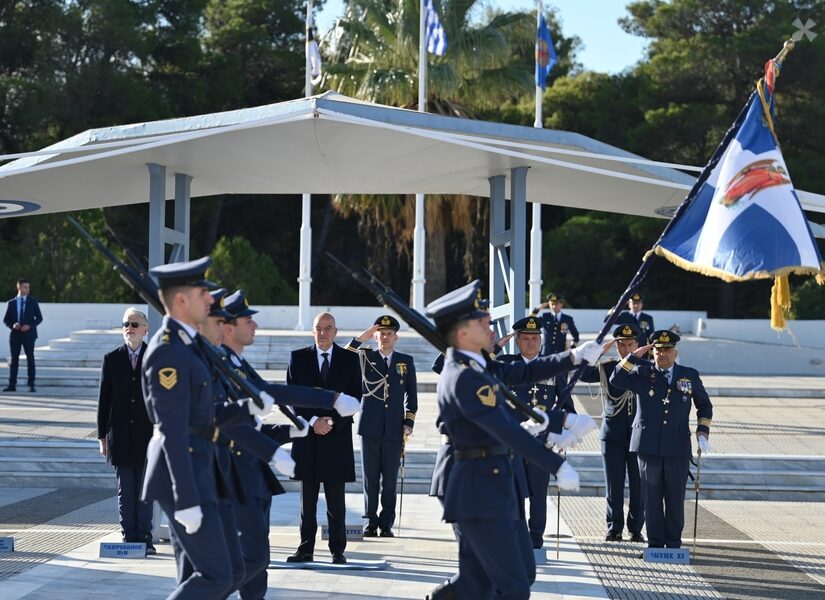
top-left (529, 1), bottom-right (544, 309)
top-left (297, 0), bottom-right (314, 330)
top-left (411, 0), bottom-right (427, 309)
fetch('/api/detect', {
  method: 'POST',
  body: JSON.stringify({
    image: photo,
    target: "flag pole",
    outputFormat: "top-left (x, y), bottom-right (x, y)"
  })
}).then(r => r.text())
top-left (560, 39), bottom-right (797, 395)
top-left (296, 0), bottom-right (315, 330)
top-left (412, 0), bottom-right (428, 310)
top-left (528, 0), bottom-right (543, 312)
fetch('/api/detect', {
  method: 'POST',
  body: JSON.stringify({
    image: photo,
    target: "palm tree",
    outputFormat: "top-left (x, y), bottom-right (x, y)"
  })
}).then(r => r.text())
top-left (319, 0), bottom-right (545, 300)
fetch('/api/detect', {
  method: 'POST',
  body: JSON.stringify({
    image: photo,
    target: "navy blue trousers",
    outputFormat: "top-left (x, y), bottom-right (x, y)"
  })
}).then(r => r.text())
top-left (161, 500), bottom-right (233, 599)
top-left (524, 460), bottom-right (550, 549)
top-left (601, 441), bottom-right (644, 535)
top-left (298, 480), bottom-right (346, 555)
top-left (455, 518), bottom-right (536, 600)
top-left (115, 464), bottom-right (153, 542)
top-left (236, 495), bottom-right (271, 600)
top-left (637, 453), bottom-right (689, 548)
top-left (360, 435), bottom-right (402, 530)
top-left (8, 331), bottom-right (35, 386)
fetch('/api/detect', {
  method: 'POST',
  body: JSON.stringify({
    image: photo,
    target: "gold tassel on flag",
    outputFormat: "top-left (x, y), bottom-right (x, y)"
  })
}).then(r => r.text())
top-left (770, 275), bottom-right (791, 331)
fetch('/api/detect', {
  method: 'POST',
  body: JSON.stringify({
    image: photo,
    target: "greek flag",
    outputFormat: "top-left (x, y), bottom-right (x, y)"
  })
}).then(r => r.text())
top-left (654, 72), bottom-right (822, 283)
top-left (536, 15), bottom-right (556, 91)
top-left (425, 0), bottom-right (447, 56)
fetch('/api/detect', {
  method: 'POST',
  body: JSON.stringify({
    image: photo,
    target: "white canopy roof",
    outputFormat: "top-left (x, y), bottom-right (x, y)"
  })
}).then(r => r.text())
top-left (1, 91), bottom-right (823, 222)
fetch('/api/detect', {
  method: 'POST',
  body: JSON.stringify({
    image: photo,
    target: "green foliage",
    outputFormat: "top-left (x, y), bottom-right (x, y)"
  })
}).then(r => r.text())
top-left (790, 279), bottom-right (825, 320)
top-left (207, 236), bottom-right (297, 305)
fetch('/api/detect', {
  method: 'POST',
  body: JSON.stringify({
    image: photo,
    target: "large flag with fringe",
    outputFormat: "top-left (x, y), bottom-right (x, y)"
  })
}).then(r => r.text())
top-left (652, 48), bottom-right (824, 329)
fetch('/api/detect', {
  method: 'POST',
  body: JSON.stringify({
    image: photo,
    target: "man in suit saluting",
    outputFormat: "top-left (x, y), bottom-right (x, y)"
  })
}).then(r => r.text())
top-left (3, 279), bottom-right (44, 392)
top-left (287, 312), bottom-right (362, 565)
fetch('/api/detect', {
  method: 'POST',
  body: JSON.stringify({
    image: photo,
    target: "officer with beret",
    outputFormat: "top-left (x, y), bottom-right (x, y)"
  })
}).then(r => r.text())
top-left (346, 314), bottom-right (418, 537)
top-left (617, 293), bottom-right (655, 349)
top-left (497, 316), bottom-right (578, 550)
top-left (141, 256), bottom-right (234, 598)
top-left (580, 323), bottom-right (645, 542)
top-left (610, 330), bottom-right (713, 551)
top-left (425, 281), bottom-right (602, 600)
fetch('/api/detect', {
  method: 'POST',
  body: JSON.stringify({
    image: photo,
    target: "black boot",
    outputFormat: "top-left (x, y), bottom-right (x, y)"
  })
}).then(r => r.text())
top-left (426, 580), bottom-right (457, 600)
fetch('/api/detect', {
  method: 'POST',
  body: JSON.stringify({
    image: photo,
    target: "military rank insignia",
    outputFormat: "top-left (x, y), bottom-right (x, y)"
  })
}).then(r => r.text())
top-left (158, 367), bottom-right (178, 390)
top-left (641, 322), bottom-right (649, 330)
top-left (178, 329), bottom-right (192, 345)
top-left (476, 384), bottom-right (497, 407)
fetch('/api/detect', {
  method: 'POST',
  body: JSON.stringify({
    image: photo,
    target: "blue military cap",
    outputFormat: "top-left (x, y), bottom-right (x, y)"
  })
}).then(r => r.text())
top-left (208, 288), bottom-right (233, 319)
top-left (149, 256), bottom-right (216, 290)
top-left (224, 289), bottom-right (258, 318)
top-left (629, 292), bottom-right (644, 302)
top-left (512, 316), bottom-right (541, 333)
top-left (613, 323), bottom-right (640, 340)
top-left (374, 314), bottom-right (400, 331)
top-left (649, 329), bottom-right (679, 348)
top-left (425, 280), bottom-right (489, 331)
top-left (546, 291), bottom-right (565, 303)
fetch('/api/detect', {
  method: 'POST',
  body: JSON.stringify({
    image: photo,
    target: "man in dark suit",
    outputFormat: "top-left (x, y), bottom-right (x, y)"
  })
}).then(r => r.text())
top-left (345, 315), bottom-right (417, 537)
top-left (96, 308), bottom-right (155, 554)
top-left (3, 279), bottom-right (44, 392)
top-left (610, 330), bottom-right (713, 552)
top-left (287, 311), bottom-right (362, 564)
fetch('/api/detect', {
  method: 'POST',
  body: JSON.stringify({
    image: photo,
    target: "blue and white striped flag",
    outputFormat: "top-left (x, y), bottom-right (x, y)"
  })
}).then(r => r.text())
top-left (425, 0), bottom-right (447, 56)
top-left (653, 55), bottom-right (823, 328)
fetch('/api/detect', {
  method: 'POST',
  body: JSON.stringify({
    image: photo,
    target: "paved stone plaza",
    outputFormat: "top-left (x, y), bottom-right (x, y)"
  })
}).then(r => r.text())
top-left (1, 358), bottom-right (824, 598)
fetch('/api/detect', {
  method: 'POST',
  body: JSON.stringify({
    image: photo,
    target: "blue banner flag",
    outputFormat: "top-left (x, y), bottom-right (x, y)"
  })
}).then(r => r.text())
top-left (536, 15), bottom-right (556, 90)
top-left (425, 0), bottom-right (447, 56)
top-left (653, 52), bottom-right (824, 328)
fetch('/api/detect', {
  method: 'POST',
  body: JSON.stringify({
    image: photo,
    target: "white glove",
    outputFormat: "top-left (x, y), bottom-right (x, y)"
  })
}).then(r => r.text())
top-left (564, 413), bottom-right (597, 441)
top-left (290, 416), bottom-right (310, 438)
top-left (253, 415), bottom-right (263, 431)
top-left (334, 393), bottom-right (361, 417)
top-left (697, 435), bottom-right (711, 455)
top-left (555, 462), bottom-right (580, 492)
top-left (547, 429), bottom-right (578, 450)
top-left (246, 392), bottom-right (274, 417)
top-left (269, 447), bottom-right (295, 478)
top-left (571, 340), bottom-right (602, 365)
top-left (174, 505), bottom-right (203, 534)
top-left (520, 408), bottom-right (549, 435)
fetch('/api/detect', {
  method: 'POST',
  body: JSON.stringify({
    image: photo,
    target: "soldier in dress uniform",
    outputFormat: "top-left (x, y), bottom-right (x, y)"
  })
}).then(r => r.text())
top-left (610, 330), bottom-right (712, 551)
top-left (345, 315), bottom-right (417, 537)
top-left (424, 281), bottom-right (602, 600)
top-left (141, 256), bottom-right (235, 599)
top-left (530, 292), bottom-right (579, 356)
top-left (580, 323), bottom-right (645, 543)
top-left (617, 293), bottom-right (655, 349)
top-left (497, 315), bottom-right (577, 550)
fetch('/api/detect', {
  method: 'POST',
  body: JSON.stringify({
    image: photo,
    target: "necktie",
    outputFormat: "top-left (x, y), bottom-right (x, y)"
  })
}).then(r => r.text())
top-left (384, 357), bottom-right (389, 370)
top-left (19, 297), bottom-right (25, 320)
top-left (320, 352), bottom-right (330, 383)
top-left (130, 353), bottom-right (138, 370)
top-left (661, 368), bottom-right (671, 384)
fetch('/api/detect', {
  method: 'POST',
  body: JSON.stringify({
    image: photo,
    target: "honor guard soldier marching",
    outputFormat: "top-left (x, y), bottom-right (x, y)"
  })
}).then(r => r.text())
top-left (497, 316), bottom-right (577, 550)
top-left (424, 281), bottom-right (601, 600)
top-left (610, 330), bottom-right (712, 552)
top-left (141, 256), bottom-right (236, 599)
top-left (580, 324), bottom-right (645, 543)
top-left (346, 315), bottom-right (418, 537)
top-left (617, 293), bottom-right (655, 349)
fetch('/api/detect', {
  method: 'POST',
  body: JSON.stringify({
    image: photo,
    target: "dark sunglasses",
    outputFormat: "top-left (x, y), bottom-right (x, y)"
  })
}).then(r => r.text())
top-left (122, 321), bottom-right (144, 328)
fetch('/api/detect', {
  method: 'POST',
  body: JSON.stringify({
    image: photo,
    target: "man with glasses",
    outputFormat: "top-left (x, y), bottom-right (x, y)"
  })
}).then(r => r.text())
top-left (96, 308), bottom-right (155, 554)
top-left (3, 278), bottom-right (43, 392)
top-left (287, 312), bottom-right (362, 565)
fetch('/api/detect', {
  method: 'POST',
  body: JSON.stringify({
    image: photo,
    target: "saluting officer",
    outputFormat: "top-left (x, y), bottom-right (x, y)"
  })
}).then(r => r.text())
top-left (141, 256), bottom-right (233, 599)
top-left (530, 292), bottom-right (579, 356)
top-left (580, 323), bottom-right (645, 543)
top-left (497, 316), bottom-right (576, 550)
top-left (425, 281), bottom-right (600, 600)
top-left (346, 315), bottom-right (418, 537)
top-left (610, 330), bottom-right (712, 551)
top-left (617, 292), bottom-right (655, 349)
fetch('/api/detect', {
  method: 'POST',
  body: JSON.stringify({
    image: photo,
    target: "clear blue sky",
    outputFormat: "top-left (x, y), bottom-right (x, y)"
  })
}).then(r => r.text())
top-left (315, 0), bottom-right (648, 74)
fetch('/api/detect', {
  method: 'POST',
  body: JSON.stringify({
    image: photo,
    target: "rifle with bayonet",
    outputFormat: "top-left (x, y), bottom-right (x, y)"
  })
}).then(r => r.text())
top-left (67, 215), bottom-right (305, 427)
top-left (325, 253), bottom-right (545, 423)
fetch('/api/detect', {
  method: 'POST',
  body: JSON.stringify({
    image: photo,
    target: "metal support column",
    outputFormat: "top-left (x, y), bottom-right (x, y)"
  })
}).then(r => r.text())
top-left (510, 166), bottom-right (528, 324)
top-left (296, 193), bottom-right (312, 330)
top-left (529, 202), bottom-right (543, 308)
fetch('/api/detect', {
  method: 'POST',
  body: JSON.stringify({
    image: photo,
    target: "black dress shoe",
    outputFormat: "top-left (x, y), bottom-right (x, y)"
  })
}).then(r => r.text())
top-left (331, 552), bottom-right (346, 564)
top-left (630, 532), bottom-right (645, 543)
top-left (286, 551), bottom-right (314, 563)
top-left (426, 580), bottom-right (458, 600)
top-left (379, 528), bottom-right (395, 538)
top-left (363, 527), bottom-right (378, 537)
top-left (604, 532), bottom-right (623, 541)
top-left (29, 385), bottom-right (36, 393)
top-left (145, 542), bottom-right (157, 555)
top-left (3, 386), bottom-right (15, 392)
